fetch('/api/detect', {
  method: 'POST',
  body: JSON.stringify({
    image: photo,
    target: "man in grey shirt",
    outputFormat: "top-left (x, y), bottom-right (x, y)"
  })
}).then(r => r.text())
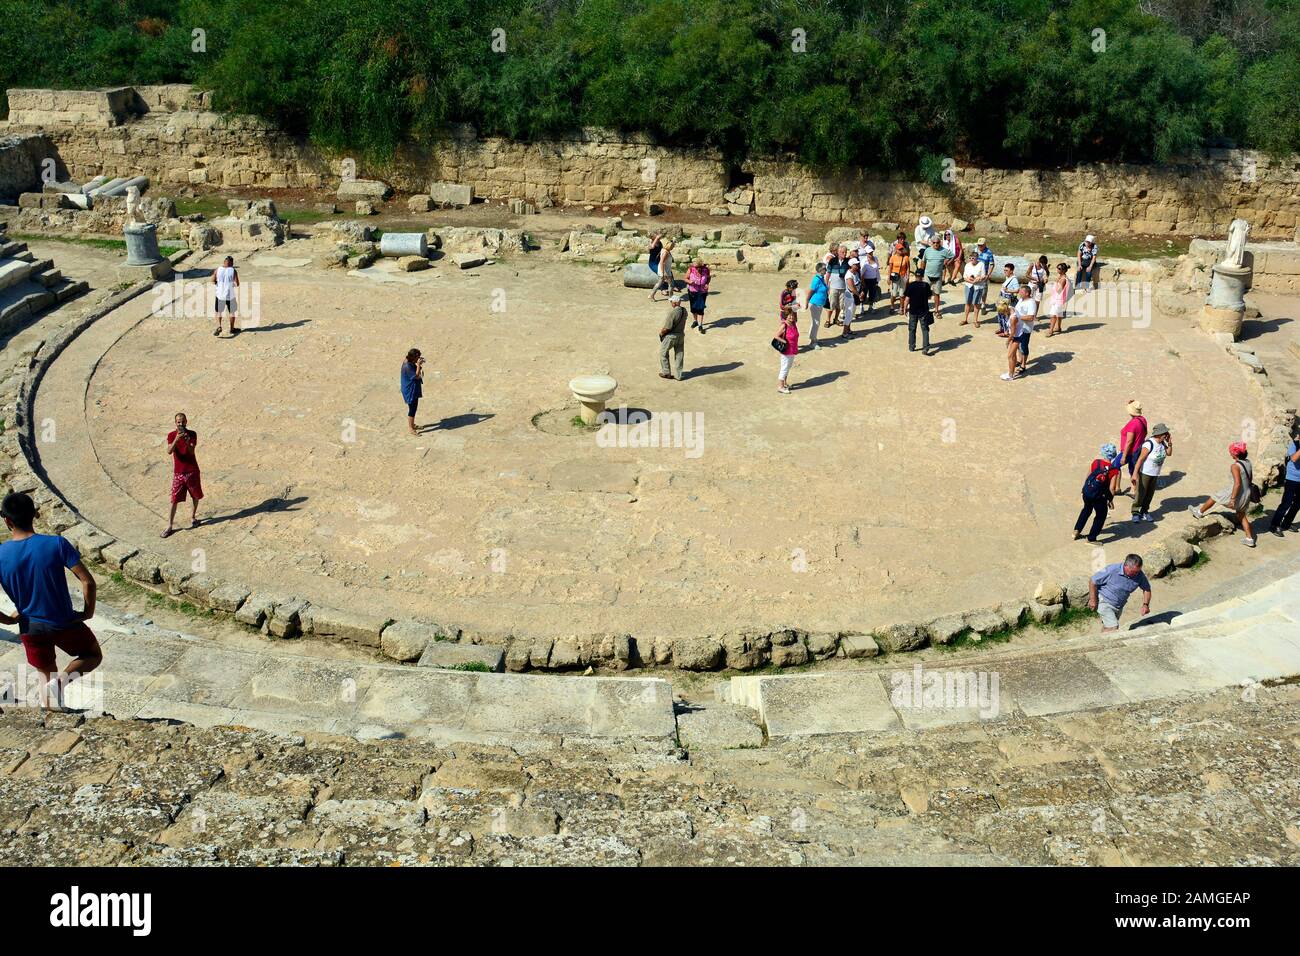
top-left (1089, 554), bottom-right (1152, 632)
top-left (659, 292), bottom-right (688, 381)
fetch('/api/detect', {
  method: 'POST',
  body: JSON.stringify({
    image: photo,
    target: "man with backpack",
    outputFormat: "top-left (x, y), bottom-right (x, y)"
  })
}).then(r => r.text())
top-left (1072, 443), bottom-right (1120, 542)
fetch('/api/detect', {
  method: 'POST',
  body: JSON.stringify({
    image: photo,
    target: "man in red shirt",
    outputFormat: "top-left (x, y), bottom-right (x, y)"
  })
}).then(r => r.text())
top-left (162, 412), bottom-right (203, 538)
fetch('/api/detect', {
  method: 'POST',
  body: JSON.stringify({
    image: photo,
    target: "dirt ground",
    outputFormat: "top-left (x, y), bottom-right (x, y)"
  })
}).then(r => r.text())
top-left (37, 232), bottom-right (1283, 643)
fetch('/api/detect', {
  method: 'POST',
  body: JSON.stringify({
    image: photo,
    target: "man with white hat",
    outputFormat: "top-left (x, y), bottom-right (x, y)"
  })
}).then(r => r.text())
top-left (914, 215), bottom-right (936, 250)
top-left (658, 291), bottom-right (689, 381)
top-left (1077, 234), bottom-right (1099, 293)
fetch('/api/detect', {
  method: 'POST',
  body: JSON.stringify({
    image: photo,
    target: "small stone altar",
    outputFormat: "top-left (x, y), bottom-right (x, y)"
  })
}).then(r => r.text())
top-left (1199, 218), bottom-right (1251, 340)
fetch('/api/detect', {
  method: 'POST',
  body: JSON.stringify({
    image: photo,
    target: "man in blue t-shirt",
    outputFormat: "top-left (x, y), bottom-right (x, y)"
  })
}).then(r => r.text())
top-left (1088, 554), bottom-right (1152, 632)
top-left (0, 493), bottom-right (101, 709)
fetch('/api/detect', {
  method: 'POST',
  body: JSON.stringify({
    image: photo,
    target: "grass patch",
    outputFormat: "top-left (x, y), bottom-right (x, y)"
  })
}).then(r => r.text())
top-left (13, 233), bottom-right (184, 255)
top-left (174, 196), bottom-right (230, 219)
top-left (570, 414), bottom-right (602, 431)
top-left (1189, 549), bottom-right (1211, 570)
top-left (447, 661), bottom-right (491, 673)
top-left (108, 571), bottom-right (215, 620)
top-left (938, 625), bottom-right (1015, 652)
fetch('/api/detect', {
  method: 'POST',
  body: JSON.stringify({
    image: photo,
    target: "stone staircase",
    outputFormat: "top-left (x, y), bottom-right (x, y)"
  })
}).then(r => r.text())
top-left (0, 227), bottom-right (89, 337)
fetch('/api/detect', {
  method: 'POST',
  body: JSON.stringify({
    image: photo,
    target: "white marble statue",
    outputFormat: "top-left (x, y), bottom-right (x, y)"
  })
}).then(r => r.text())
top-left (125, 185), bottom-right (142, 225)
top-left (1224, 218), bottom-right (1250, 269)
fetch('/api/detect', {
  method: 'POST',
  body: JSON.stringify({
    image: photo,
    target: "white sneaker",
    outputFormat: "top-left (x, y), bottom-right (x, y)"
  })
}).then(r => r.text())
top-left (1142, 513), bottom-right (1154, 522)
top-left (1242, 537), bottom-right (1256, 548)
top-left (1188, 505), bottom-right (1203, 519)
top-left (1131, 515), bottom-right (1142, 522)
top-left (999, 372), bottom-right (1017, 381)
top-left (778, 386), bottom-right (791, 394)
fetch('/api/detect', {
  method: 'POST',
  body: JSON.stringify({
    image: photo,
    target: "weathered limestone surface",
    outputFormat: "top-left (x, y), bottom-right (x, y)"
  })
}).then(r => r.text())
top-left (5, 86), bottom-right (1299, 236)
top-left (2, 679), bottom-right (1298, 865)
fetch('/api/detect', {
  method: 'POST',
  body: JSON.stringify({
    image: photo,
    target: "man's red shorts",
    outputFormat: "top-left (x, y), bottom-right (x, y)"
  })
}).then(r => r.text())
top-left (170, 471), bottom-right (204, 503)
top-left (20, 622), bottom-right (100, 672)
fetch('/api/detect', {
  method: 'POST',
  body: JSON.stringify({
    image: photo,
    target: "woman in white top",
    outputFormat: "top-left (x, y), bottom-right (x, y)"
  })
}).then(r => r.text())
top-left (211, 256), bottom-right (240, 335)
top-left (1029, 256), bottom-right (1049, 303)
top-left (650, 239), bottom-right (675, 302)
top-left (1131, 423), bottom-right (1172, 521)
top-left (1045, 261), bottom-right (1071, 336)
top-left (1001, 285), bottom-right (1037, 380)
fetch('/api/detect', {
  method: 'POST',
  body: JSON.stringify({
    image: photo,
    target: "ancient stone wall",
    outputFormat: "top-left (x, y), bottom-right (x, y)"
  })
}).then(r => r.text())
top-left (4, 85), bottom-right (1300, 239)
top-left (0, 132), bottom-right (57, 199)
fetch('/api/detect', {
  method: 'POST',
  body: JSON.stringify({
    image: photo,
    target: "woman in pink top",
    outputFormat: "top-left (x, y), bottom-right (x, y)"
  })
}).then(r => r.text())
top-left (1115, 400), bottom-right (1148, 496)
top-left (777, 306), bottom-right (799, 394)
top-left (686, 259), bottom-right (711, 334)
top-left (1045, 262), bottom-right (1071, 336)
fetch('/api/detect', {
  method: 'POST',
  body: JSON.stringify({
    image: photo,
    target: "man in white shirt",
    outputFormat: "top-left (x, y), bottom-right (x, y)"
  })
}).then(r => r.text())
top-left (212, 256), bottom-right (240, 336)
top-left (1001, 285), bottom-right (1037, 380)
top-left (914, 215), bottom-right (936, 251)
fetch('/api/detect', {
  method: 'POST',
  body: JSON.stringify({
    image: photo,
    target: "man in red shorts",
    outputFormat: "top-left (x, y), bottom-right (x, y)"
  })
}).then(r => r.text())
top-left (0, 492), bottom-right (102, 710)
top-left (163, 411), bottom-right (203, 538)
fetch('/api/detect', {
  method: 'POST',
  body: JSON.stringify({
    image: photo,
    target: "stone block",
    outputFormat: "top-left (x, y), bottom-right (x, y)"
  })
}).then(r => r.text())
top-left (306, 606), bottom-right (390, 647)
top-left (122, 551), bottom-right (163, 585)
top-left (337, 179), bottom-right (392, 201)
top-left (1033, 580), bottom-right (1064, 606)
top-left (407, 194), bottom-right (434, 213)
top-left (235, 592), bottom-right (276, 628)
top-left (99, 541), bottom-right (139, 570)
top-left (924, 614), bottom-right (967, 646)
top-left (672, 636), bottom-right (725, 671)
top-left (380, 620), bottom-right (442, 662)
top-left (429, 181), bottom-right (473, 206)
top-left (268, 599), bottom-right (307, 638)
top-left (805, 632), bottom-right (839, 660)
top-left (453, 253), bottom-right (486, 269)
top-left (840, 634), bottom-right (880, 659)
top-left (873, 622), bottom-right (927, 653)
top-left (207, 583), bottom-right (251, 613)
top-left (417, 641), bottom-right (505, 672)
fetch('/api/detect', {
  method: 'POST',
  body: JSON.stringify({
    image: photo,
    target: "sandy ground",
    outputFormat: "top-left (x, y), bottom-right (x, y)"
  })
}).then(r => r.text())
top-left (39, 240), bottom-right (1286, 641)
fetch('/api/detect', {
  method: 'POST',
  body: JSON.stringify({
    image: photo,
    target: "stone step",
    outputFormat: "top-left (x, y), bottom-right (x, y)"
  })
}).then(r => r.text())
top-left (36, 269), bottom-right (62, 288)
top-left (0, 618), bottom-right (678, 746)
top-left (0, 241), bottom-right (27, 258)
top-left (53, 279), bottom-right (89, 303)
top-left (0, 281), bottom-right (56, 332)
top-left (723, 570), bottom-right (1300, 737)
top-left (0, 258), bottom-right (37, 293)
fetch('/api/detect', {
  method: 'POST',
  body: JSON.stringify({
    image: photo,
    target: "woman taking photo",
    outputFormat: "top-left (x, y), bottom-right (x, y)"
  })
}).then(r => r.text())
top-left (400, 348), bottom-right (425, 435)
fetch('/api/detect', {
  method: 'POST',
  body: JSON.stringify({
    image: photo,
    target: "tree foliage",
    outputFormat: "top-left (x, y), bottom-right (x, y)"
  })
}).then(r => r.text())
top-left (1, 0), bottom-right (1296, 171)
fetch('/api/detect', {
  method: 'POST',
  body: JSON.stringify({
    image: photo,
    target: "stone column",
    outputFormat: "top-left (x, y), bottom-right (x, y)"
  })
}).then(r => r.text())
top-left (1199, 262), bottom-right (1251, 340)
top-left (379, 232), bottom-right (429, 258)
top-left (118, 223), bottom-right (174, 282)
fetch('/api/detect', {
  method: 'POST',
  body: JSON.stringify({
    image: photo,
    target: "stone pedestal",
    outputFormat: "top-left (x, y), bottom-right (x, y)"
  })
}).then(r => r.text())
top-left (569, 375), bottom-right (618, 425)
top-left (118, 222), bottom-right (173, 283)
top-left (1199, 262), bottom-right (1250, 340)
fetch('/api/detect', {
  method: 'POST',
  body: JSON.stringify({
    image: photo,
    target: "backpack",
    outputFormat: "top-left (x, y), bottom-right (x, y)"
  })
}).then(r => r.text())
top-left (1082, 460), bottom-right (1111, 500)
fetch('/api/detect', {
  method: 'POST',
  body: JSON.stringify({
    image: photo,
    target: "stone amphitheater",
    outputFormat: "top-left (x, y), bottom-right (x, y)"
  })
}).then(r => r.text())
top-left (1, 86), bottom-right (1299, 866)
